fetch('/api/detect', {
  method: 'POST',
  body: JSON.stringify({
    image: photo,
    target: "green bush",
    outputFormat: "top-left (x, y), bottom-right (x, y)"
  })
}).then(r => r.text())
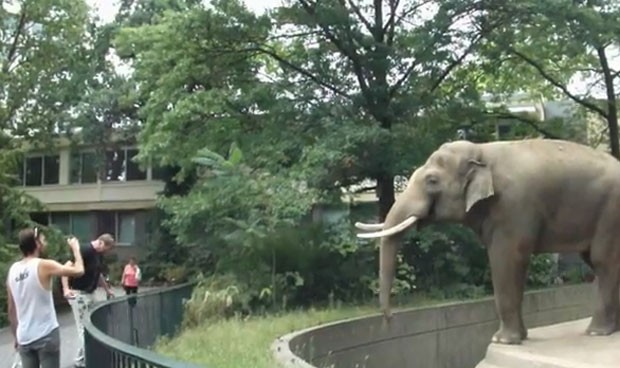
top-left (401, 223), bottom-right (557, 298)
top-left (153, 205), bottom-right (559, 327)
top-left (181, 273), bottom-right (250, 326)
top-left (144, 144), bottom-right (558, 326)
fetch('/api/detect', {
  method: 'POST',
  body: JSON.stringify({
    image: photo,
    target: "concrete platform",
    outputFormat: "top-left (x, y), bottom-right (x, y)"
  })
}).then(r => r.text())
top-left (476, 318), bottom-right (620, 368)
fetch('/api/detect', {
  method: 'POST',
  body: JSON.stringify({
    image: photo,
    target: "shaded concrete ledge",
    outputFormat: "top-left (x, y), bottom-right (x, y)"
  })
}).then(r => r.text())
top-left (272, 284), bottom-right (596, 368)
top-left (476, 318), bottom-right (619, 368)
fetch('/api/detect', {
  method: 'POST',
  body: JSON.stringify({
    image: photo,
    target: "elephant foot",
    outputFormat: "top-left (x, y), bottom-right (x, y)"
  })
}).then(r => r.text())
top-left (586, 317), bottom-right (618, 336)
top-left (491, 327), bottom-right (523, 345)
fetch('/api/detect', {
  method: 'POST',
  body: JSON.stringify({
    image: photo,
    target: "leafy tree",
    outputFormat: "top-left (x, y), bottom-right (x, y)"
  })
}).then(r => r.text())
top-left (481, 0), bottom-right (620, 157)
top-left (115, 1), bottom-right (274, 179)
top-left (0, 0), bottom-right (90, 142)
top-left (114, 0), bottom-right (562, 312)
top-left (0, 0), bottom-right (92, 325)
top-left (254, 0), bottom-right (501, 219)
top-left (117, 0), bottom-right (499, 218)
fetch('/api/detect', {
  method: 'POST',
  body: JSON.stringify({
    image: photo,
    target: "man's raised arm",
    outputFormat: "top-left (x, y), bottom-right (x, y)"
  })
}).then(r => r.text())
top-left (41, 236), bottom-right (84, 278)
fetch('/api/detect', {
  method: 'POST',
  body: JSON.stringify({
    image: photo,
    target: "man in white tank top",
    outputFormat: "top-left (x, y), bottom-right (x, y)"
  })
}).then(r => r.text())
top-left (6, 227), bottom-right (85, 368)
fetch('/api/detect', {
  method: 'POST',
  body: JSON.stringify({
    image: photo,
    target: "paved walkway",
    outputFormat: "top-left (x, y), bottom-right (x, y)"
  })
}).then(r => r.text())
top-left (476, 318), bottom-right (620, 368)
top-left (0, 287), bottom-right (155, 368)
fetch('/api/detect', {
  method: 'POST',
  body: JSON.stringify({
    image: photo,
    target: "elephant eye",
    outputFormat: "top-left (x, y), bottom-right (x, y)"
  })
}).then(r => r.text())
top-left (425, 175), bottom-right (440, 186)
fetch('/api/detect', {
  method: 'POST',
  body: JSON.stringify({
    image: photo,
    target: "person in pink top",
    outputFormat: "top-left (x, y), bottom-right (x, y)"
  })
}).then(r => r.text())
top-left (121, 257), bottom-right (141, 295)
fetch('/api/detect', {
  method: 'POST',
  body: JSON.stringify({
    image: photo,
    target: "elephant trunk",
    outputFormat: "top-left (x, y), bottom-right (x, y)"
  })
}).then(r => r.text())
top-left (379, 234), bottom-right (402, 319)
top-left (377, 196), bottom-right (420, 319)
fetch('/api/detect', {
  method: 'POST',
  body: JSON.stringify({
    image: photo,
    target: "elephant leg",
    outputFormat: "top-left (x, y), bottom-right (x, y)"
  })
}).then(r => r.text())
top-left (586, 249), bottom-right (620, 336)
top-left (487, 238), bottom-right (529, 345)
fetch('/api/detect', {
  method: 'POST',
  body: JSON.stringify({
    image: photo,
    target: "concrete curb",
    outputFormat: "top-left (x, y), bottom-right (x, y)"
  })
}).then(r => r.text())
top-left (272, 284), bottom-right (596, 368)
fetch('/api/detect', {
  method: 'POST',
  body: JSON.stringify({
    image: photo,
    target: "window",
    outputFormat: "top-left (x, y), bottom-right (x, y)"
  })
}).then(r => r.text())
top-left (24, 156), bottom-right (42, 186)
top-left (40, 211), bottom-right (137, 246)
top-left (48, 212), bottom-right (93, 243)
top-left (43, 156), bottom-right (59, 184)
top-left (126, 149), bottom-right (146, 181)
top-left (93, 211), bottom-right (137, 246)
top-left (50, 212), bottom-right (70, 234)
top-left (70, 213), bottom-right (93, 244)
top-left (118, 212), bottom-right (135, 245)
top-left (22, 155), bottom-right (60, 186)
top-left (105, 150), bottom-right (125, 181)
top-left (70, 151), bottom-right (98, 184)
top-left (103, 148), bottom-right (146, 182)
top-left (97, 211), bottom-right (116, 235)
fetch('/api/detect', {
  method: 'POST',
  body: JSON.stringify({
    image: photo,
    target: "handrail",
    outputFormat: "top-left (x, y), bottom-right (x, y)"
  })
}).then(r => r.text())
top-left (83, 282), bottom-right (205, 368)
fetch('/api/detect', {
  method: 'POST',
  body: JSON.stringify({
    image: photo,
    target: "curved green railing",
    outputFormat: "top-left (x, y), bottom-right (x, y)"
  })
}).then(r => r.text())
top-left (83, 282), bottom-right (204, 368)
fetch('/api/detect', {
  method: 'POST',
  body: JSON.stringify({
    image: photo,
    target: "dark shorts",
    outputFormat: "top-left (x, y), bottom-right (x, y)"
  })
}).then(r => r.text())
top-left (19, 327), bottom-right (60, 368)
top-left (123, 286), bottom-right (138, 294)
top-left (123, 286), bottom-right (139, 307)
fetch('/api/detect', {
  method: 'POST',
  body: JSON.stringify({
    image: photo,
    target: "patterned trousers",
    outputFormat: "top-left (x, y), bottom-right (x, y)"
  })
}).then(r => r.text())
top-left (67, 291), bottom-right (95, 367)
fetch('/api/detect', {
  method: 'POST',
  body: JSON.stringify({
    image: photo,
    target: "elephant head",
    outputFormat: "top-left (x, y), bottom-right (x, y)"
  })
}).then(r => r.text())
top-left (356, 140), bottom-right (495, 319)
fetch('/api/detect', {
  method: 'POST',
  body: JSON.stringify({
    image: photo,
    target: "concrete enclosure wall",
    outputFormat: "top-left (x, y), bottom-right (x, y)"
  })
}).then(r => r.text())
top-left (272, 283), bottom-right (595, 368)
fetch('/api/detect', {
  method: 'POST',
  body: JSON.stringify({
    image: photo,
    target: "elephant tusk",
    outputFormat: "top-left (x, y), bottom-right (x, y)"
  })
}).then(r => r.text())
top-left (356, 216), bottom-right (418, 239)
top-left (354, 222), bottom-right (384, 231)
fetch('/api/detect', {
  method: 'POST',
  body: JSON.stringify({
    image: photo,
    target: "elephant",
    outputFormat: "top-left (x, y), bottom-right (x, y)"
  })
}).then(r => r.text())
top-left (355, 138), bottom-right (620, 345)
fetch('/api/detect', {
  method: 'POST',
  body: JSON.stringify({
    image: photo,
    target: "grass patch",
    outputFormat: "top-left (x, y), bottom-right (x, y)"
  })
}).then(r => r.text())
top-left (154, 294), bottom-right (472, 368)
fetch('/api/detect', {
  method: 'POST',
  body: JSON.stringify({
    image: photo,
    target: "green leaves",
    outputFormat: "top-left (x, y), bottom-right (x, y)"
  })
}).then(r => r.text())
top-left (0, 0), bottom-right (91, 141)
top-left (227, 142), bottom-right (244, 166)
top-left (479, 0), bottom-right (620, 154)
top-left (163, 141), bottom-right (318, 251)
top-left (191, 143), bottom-right (245, 177)
top-left (192, 148), bottom-right (233, 173)
top-left (109, 0), bottom-right (588, 310)
top-left (114, 1), bottom-right (274, 179)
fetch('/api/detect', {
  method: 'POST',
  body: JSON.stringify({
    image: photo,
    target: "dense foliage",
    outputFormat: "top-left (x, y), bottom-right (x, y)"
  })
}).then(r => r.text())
top-left (112, 0), bottom-right (597, 318)
top-left (3, 0), bottom-right (613, 325)
top-left (0, 0), bottom-right (95, 325)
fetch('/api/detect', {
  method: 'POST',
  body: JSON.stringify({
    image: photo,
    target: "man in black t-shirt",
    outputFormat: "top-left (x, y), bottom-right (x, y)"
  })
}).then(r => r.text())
top-left (61, 233), bottom-right (116, 368)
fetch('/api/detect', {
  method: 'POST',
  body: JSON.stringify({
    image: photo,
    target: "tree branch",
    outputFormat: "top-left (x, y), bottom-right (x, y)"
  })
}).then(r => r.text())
top-left (297, 0), bottom-right (371, 99)
top-left (428, 33), bottom-right (483, 93)
top-left (486, 111), bottom-right (562, 139)
top-left (352, 185), bottom-right (377, 194)
top-left (342, 0), bottom-right (373, 35)
top-left (268, 30), bottom-right (322, 41)
top-left (590, 125), bottom-right (608, 149)
top-left (373, 0), bottom-right (383, 41)
top-left (388, 1), bottom-right (496, 98)
top-left (596, 45), bottom-right (619, 158)
top-left (384, 0), bottom-right (401, 46)
top-left (511, 48), bottom-right (609, 119)
top-left (388, 41), bottom-right (434, 97)
top-left (389, 30), bottom-right (483, 98)
top-left (3, 10), bottom-right (27, 74)
top-left (255, 46), bottom-right (352, 100)
top-left (384, 0), bottom-right (432, 39)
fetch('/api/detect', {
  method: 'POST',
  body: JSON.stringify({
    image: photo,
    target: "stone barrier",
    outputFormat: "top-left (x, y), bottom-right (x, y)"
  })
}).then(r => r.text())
top-left (272, 283), bottom-right (595, 368)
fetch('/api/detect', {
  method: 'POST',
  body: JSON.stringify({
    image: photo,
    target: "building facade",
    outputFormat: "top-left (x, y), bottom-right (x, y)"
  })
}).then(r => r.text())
top-left (16, 139), bottom-right (165, 260)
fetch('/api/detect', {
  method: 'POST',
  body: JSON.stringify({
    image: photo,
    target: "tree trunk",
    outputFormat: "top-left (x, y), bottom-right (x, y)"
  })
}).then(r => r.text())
top-left (376, 173), bottom-right (395, 221)
top-left (608, 113), bottom-right (620, 160)
top-left (596, 46), bottom-right (619, 159)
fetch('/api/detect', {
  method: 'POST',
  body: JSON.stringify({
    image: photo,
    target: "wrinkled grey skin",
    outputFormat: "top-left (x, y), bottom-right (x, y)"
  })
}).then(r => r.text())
top-left (357, 139), bottom-right (620, 345)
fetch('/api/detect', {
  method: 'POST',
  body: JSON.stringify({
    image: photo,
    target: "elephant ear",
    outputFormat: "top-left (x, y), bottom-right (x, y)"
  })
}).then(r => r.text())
top-left (465, 159), bottom-right (494, 212)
